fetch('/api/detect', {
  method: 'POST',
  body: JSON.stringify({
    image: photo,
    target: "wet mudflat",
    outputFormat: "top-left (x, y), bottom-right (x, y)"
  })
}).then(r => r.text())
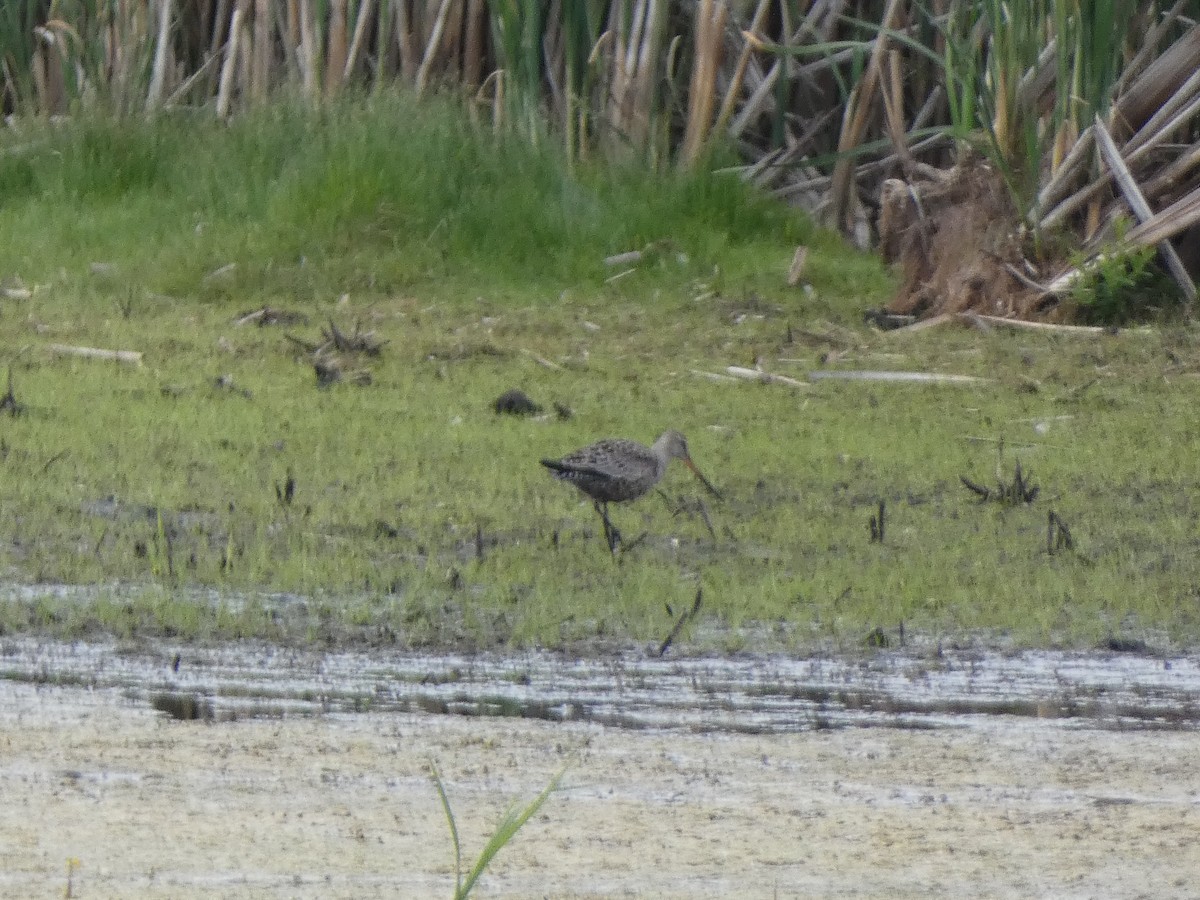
top-left (0, 639), bottom-right (1197, 898)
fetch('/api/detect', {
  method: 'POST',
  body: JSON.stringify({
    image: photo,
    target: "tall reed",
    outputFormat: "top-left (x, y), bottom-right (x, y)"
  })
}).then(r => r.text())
top-left (0, 1), bottom-right (1196, 249)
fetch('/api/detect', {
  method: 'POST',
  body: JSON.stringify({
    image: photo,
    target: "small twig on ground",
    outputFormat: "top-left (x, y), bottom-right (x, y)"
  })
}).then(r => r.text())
top-left (0, 368), bottom-right (25, 416)
top-left (520, 349), bottom-right (563, 370)
top-left (285, 333), bottom-right (322, 353)
top-left (323, 319), bottom-right (386, 356)
top-left (726, 365), bottom-right (809, 387)
top-left (658, 588), bottom-right (703, 657)
top-left (40, 449), bottom-right (69, 474)
top-left (619, 531), bottom-right (649, 554)
top-left (1047, 510), bottom-right (1075, 554)
top-left (603, 249), bottom-right (644, 268)
top-left (809, 370), bottom-right (987, 385)
top-left (961, 460), bottom-right (1039, 504)
top-left (313, 356), bottom-right (371, 387)
top-left (235, 306), bottom-right (308, 327)
top-left (961, 313), bottom-right (1151, 335)
top-left (869, 499), bottom-right (885, 543)
top-left (47, 344), bottom-right (143, 365)
top-left (275, 468), bottom-right (296, 506)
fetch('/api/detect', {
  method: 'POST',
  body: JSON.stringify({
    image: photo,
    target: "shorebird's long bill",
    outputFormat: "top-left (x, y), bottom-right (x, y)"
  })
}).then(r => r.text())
top-left (684, 458), bottom-right (723, 499)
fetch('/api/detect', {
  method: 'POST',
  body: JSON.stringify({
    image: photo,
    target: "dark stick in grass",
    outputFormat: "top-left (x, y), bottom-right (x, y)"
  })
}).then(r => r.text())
top-left (658, 588), bottom-right (703, 657)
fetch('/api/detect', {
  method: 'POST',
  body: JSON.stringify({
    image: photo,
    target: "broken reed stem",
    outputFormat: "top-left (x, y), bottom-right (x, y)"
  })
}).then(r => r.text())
top-left (47, 344), bottom-right (144, 366)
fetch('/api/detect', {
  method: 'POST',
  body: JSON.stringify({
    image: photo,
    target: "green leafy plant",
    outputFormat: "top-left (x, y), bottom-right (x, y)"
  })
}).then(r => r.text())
top-left (430, 760), bottom-right (564, 899)
top-left (1068, 222), bottom-right (1172, 324)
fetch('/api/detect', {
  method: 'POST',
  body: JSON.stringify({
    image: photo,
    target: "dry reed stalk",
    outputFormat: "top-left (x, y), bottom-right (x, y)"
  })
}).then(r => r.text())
top-left (880, 49), bottom-right (912, 172)
top-left (216, 3), bottom-right (244, 118)
top-left (493, 68), bottom-right (504, 132)
top-left (1113, 0), bottom-right (1190, 100)
top-left (680, 0), bottom-right (726, 167)
top-left (31, 26), bottom-right (68, 115)
top-left (1035, 125), bottom-right (1094, 217)
top-left (48, 344), bottom-right (144, 365)
top-left (117, 0), bottom-right (152, 114)
top-left (285, 0), bottom-right (300, 55)
top-left (279, 0), bottom-right (302, 85)
top-left (210, 0), bottom-right (231, 59)
top-left (299, 0), bottom-right (319, 99)
top-left (544, 18), bottom-right (566, 129)
top-left (395, 0), bottom-right (418, 83)
top-left (146, 0), bottom-right (174, 112)
top-left (250, 0), bottom-right (272, 101)
top-left (416, 0), bottom-right (454, 94)
top-left (325, 0), bottom-right (348, 96)
top-left (344, 0), bottom-right (375, 81)
top-left (1093, 116), bottom-right (1195, 303)
top-left (1122, 184), bottom-right (1200, 248)
top-left (726, 0), bottom-right (821, 141)
top-left (372, 0), bottom-right (394, 83)
top-left (463, 0), bottom-right (485, 88)
top-left (633, 0), bottom-right (667, 143)
top-left (238, 6), bottom-right (253, 101)
top-left (608, 0), bottom-right (667, 153)
top-left (729, 56), bottom-right (777, 139)
top-left (577, 30), bottom-right (613, 164)
top-left (1141, 142), bottom-right (1200, 201)
top-left (711, 0), bottom-right (769, 141)
top-left (1041, 64), bottom-right (1200, 231)
top-left (826, 0), bottom-right (905, 235)
top-left (164, 53), bottom-right (222, 107)
top-left (1123, 67), bottom-right (1200, 158)
top-left (1112, 23), bottom-right (1200, 137)
top-left (443, 0), bottom-right (465, 83)
top-left (607, 0), bottom-right (634, 143)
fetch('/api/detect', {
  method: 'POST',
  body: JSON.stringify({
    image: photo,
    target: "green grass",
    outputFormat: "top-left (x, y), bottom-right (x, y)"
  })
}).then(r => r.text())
top-left (0, 94), bottom-right (1197, 652)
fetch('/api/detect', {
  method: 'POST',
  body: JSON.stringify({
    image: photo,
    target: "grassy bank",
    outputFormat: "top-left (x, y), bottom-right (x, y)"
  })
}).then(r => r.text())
top-left (0, 95), bottom-right (1196, 652)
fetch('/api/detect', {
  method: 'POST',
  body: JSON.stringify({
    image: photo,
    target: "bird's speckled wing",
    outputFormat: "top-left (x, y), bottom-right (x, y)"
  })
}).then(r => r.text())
top-left (557, 439), bottom-right (655, 477)
top-left (541, 438), bottom-right (661, 503)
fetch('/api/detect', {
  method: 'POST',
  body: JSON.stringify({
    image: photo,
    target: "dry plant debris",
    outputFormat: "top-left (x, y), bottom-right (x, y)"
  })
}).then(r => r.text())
top-left (960, 460), bottom-right (1040, 505)
top-left (0, 368), bottom-right (24, 417)
top-left (286, 319), bottom-right (384, 388)
top-left (312, 356), bottom-right (371, 388)
top-left (235, 306), bottom-right (309, 327)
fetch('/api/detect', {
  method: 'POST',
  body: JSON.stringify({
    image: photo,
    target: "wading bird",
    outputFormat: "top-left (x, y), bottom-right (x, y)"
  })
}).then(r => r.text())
top-left (541, 430), bottom-right (721, 553)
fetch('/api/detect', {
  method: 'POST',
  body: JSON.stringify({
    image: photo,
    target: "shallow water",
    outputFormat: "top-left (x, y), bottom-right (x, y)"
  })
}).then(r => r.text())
top-left (1, 636), bottom-right (1195, 733)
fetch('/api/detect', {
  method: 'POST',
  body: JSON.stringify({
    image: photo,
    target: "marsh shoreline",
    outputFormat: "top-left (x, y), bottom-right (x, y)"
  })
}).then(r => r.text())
top-left (1, 637), bottom-right (1197, 898)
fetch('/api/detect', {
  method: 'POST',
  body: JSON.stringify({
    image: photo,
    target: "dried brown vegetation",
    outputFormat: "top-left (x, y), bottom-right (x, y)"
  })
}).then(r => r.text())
top-left (3, 1), bottom-right (1199, 320)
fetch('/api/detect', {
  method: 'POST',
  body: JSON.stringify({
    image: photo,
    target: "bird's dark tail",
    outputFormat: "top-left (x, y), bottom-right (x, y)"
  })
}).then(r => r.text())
top-left (540, 458), bottom-right (566, 472)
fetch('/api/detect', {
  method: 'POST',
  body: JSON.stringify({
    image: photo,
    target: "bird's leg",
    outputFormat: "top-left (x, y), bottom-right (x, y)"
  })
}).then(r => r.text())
top-left (593, 501), bottom-right (622, 554)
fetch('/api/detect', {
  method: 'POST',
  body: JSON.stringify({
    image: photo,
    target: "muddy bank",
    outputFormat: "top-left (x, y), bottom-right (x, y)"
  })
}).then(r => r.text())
top-left (0, 640), bottom-right (1198, 898)
top-left (1, 638), bottom-right (1197, 731)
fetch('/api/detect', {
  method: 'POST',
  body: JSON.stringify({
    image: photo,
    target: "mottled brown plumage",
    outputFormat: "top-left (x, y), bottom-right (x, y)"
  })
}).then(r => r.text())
top-left (541, 430), bottom-right (720, 552)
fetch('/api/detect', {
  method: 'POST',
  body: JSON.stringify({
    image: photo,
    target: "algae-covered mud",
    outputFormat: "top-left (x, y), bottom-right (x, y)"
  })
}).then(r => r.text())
top-left (0, 639), bottom-right (1197, 898)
